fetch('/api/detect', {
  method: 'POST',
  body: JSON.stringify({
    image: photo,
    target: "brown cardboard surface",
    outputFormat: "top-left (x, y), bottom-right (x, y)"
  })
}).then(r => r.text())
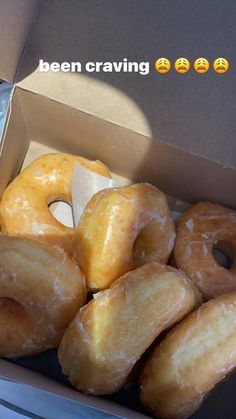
top-left (0, 0), bottom-right (39, 83)
top-left (0, 1), bottom-right (235, 167)
top-left (15, 0), bottom-right (236, 168)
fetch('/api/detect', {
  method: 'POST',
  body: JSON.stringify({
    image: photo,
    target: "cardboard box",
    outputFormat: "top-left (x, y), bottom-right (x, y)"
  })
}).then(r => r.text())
top-left (0, 1), bottom-right (236, 418)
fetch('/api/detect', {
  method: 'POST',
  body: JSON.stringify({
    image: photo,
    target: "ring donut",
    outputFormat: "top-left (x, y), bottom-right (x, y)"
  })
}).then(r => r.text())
top-left (0, 235), bottom-right (86, 357)
top-left (58, 262), bottom-right (201, 395)
top-left (140, 292), bottom-right (236, 419)
top-left (0, 153), bottom-right (111, 255)
top-left (75, 183), bottom-right (176, 291)
top-left (174, 201), bottom-right (236, 299)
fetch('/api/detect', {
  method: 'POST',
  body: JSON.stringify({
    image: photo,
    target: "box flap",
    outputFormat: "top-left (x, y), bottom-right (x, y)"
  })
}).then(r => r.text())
top-left (0, 0), bottom-right (39, 83)
top-left (0, 361), bottom-right (149, 418)
top-left (0, 87), bottom-right (29, 195)
top-left (16, 0), bottom-right (236, 170)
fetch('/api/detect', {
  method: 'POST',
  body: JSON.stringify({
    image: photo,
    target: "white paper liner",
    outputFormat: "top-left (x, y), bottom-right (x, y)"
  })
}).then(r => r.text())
top-left (49, 202), bottom-right (74, 228)
top-left (49, 163), bottom-right (186, 229)
top-left (71, 163), bottom-right (120, 227)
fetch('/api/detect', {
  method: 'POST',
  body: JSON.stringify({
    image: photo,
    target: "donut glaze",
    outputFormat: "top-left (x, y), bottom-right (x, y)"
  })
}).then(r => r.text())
top-left (75, 183), bottom-right (175, 291)
top-left (174, 201), bottom-right (236, 299)
top-left (140, 293), bottom-right (236, 419)
top-left (0, 153), bottom-right (111, 255)
top-left (0, 236), bottom-right (86, 357)
top-left (58, 262), bottom-right (201, 395)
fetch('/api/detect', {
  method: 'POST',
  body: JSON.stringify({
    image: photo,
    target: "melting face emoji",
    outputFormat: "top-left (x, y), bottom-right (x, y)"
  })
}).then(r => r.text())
top-left (194, 58), bottom-right (209, 74)
top-left (213, 58), bottom-right (229, 74)
top-left (155, 58), bottom-right (171, 74)
top-left (174, 58), bottom-right (190, 73)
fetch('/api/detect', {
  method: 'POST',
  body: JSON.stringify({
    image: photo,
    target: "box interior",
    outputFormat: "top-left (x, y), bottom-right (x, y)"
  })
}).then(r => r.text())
top-left (0, 2), bottom-right (236, 418)
top-left (1, 0), bottom-right (235, 185)
top-left (0, 86), bottom-right (236, 418)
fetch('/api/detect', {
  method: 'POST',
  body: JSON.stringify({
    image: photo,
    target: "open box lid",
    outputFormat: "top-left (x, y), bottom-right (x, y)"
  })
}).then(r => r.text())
top-left (1, 0), bottom-right (236, 170)
top-left (0, 0), bottom-right (39, 83)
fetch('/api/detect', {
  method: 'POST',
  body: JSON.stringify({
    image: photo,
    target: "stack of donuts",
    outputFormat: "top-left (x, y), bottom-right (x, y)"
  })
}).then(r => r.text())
top-left (0, 152), bottom-right (236, 419)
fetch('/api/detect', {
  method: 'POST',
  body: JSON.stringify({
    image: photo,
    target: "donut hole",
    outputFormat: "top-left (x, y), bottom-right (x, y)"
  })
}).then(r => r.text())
top-left (213, 241), bottom-right (233, 269)
top-left (133, 221), bottom-right (158, 268)
top-left (49, 201), bottom-right (74, 228)
top-left (0, 298), bottom-right (27, 322)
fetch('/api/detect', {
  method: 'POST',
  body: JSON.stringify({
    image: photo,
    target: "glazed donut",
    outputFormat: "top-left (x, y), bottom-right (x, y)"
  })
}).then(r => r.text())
top-left (0, 235), bottom-right (86, 357)
top-left (0, 153), bottom-right (111, 255)
top-left (58, 262), bottom-right (201, 395)
top-left (140, 292), bottom-right (236, 419)
top-left (174, 201), bottom-right (236, 299)
top-left (75, 183), bottom-right (175, 291)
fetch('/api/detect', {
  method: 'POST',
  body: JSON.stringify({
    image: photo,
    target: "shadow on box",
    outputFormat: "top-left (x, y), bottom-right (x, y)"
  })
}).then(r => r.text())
top-left (17, 0), bottom-right (236, 167)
